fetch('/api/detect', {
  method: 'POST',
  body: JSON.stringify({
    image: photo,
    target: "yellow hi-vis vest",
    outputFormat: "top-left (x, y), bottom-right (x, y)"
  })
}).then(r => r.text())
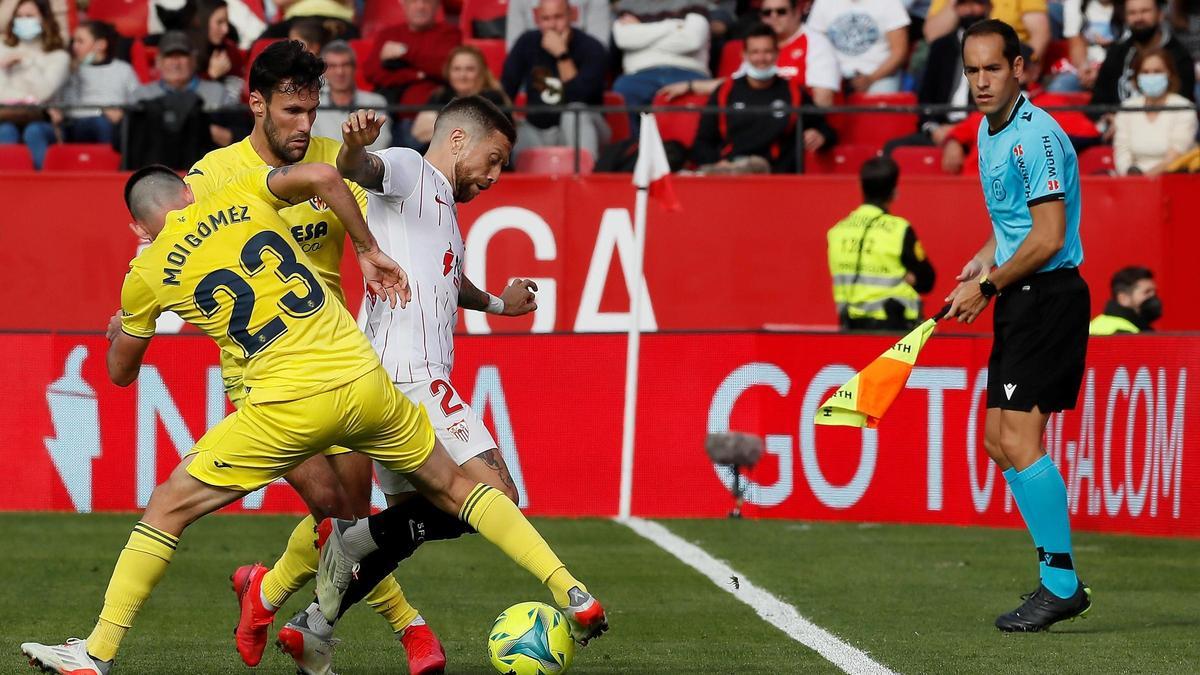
top-left (827, 204), bottom-right (921, 322)
top-left (1089, 313), bottom-right (1140, 335)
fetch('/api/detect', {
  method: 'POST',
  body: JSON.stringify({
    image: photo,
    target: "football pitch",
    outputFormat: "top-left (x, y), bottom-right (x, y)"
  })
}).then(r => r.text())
top-left (4, 514), bottom-right (1199, 674)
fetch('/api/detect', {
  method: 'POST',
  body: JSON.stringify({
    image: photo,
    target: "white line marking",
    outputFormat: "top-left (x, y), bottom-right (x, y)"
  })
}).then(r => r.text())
top-left (619, 517), bottom-right (896, 675)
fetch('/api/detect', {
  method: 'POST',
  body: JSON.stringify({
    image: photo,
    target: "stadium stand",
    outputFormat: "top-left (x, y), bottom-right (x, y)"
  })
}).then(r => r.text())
top-left (515, 146), bottom-right (596, 175)
top-left (41, 144), bottom-right (122, 172)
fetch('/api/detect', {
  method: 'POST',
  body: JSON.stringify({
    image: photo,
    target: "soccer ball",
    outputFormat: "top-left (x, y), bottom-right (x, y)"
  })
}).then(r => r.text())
top-left (487, 601), bottom-right (575, 675)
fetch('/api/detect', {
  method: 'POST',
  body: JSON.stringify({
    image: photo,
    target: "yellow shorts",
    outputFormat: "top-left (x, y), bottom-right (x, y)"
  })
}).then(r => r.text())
top-left (224, 371), bottom-right (352, 457)
top-left (189, 366), bottom-right (435, 492)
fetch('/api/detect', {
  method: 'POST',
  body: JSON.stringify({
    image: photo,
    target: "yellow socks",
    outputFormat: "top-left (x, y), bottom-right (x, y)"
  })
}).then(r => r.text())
top-left (86, 522), bottom-right (178, 662)
top-left (261, 516), bottom-right (319, 608)
top-left (366, 576), bottom-right (420, 632)
top-left (458, 484), bottom-right (585, 607)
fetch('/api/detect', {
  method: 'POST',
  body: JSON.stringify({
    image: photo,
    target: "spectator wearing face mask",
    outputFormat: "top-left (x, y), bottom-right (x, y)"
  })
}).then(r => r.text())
top-left (691, 24), bottom-right (836, 174)
top-left (1092, 0), bottom-right (1195, 110)
top-left (47, 20), bottom-right (139, 145)
top-left (0, 0), bottom-right (68, 169)
top-left (1089, 266), bottom-right (1162, 334)
top-left (1113, 47), bottom-right (1197, 174)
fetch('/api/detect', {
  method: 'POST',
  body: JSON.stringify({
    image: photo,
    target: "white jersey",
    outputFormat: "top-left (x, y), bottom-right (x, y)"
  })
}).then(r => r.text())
top-left (360, 147), bottom-right (463, 384)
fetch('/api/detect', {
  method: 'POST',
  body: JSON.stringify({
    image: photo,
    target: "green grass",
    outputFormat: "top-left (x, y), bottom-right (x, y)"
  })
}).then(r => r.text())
top-left (3, 514), bottom-right (1198, 674)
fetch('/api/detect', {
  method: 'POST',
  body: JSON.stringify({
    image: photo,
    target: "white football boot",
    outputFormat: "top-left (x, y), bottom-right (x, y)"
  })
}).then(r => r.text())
top-left (20, 638), bottom-right (110, 675)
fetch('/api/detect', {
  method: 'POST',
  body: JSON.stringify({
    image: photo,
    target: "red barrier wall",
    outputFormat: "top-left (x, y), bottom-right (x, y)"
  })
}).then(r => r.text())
top-left (0, 173), bottom-right (1193, 332)
top-left (2, 332), bottom-right (1195, 538)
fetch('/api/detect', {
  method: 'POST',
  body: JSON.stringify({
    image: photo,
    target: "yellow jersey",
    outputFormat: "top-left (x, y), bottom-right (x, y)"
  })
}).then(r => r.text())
top-left (185, 135), bottom-right (364, 307)
top-left (120, 166), bottom-right (380, 404)
top-left (185, 135), bottom-right (366, 398)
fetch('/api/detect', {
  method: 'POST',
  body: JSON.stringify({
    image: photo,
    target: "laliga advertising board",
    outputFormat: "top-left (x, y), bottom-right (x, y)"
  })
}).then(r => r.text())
top-left (0, 332), bottom-right (1194, 539)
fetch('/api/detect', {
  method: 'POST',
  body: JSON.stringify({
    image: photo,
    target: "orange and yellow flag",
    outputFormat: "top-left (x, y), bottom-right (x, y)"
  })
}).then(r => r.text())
top-left (814, 318), bottom-right (938, 428)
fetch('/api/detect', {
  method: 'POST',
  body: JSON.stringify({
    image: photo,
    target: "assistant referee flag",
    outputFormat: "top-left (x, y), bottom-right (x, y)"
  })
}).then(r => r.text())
top-left (814, 309), bottom-right (945, 428)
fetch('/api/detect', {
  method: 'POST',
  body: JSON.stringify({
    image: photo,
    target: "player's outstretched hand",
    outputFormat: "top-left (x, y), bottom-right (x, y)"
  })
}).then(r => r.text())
top-left (499, 279), bottom-right (538, 316)
top-left (342, 109), bottom-right (385, 149)
top-left (359, 248), bottom-right (411, 309)
top-left (105, 310), bottom-right (122, 342)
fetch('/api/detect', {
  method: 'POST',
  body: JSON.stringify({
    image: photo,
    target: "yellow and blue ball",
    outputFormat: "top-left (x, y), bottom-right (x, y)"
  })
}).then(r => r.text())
top-left (487, 602), bottom-right (575, 675)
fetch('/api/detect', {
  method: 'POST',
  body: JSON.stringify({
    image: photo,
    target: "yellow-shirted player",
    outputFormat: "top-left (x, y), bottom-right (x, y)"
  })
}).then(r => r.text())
top-left (19, 161), bottom-right (603, 675)
top-left (175, 41), bottom-right (434, 670)
top-left (186, 134), bottom-right (363, 406)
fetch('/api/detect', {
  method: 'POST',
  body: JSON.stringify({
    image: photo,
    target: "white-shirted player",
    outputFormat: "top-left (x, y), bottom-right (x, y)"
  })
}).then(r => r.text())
top-left (276, 96), bottom-right (550, 675)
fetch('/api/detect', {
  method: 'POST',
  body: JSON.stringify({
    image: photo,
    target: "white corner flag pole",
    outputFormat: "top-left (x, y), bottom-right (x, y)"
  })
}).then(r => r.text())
top-left (617, 182), bottom-right (648, 521)
top-left (618, 113), bottom-right (656, 521)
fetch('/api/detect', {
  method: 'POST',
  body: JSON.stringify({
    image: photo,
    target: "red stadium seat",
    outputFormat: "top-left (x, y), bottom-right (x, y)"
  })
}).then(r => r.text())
top-left (42, 144), bottom-right (122, 172)
top-left (804, 144), bottom-right (880, 174)
top-left (464, 38), bottom-right (507, 78)
top-left (1044, 91), bottom-right (1092, 107)
top-left (717, 40), bottom-right (743, 78)
top-left (604, 91), bottom-right (630, 144)
top-left (461, 0), bottom-right (509, 39)
top-left (361, 2), bottom-right (445, 39)
top-left (87, 0), bottom-right (148, 37)
top-left (0, 145), bottom-right (34, 171)
top-left (652, 92), bottom-right (709, 147)
top-left (1078, 145), bottom-right (1116, 175)
top-left (516, 146), bottom-right (595, 175)
top-left (829, 92), bottom-right (918, 149)
top-left (891, 145), bottom-right (944, 175)
top-left (129, 40), bottom-right (158, 84)
top-left (348, 39), bottom-right (374, 90)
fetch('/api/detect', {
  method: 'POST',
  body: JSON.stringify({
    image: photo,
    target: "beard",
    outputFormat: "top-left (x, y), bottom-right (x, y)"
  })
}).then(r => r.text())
top-left (263, 112), bottom-right (309, 164)
top-left (452, 156), bottom-right (477, 202)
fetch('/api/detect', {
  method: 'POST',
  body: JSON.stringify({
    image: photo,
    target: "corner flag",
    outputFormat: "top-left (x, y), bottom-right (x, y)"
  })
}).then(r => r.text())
top-left (814, 306), bottom-right (949, 428)
top-left (633, 113), bottom-right (681, 212)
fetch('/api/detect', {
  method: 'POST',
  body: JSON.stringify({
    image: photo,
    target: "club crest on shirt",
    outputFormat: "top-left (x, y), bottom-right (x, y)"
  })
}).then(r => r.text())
top-left (308, 196), bottom-right (327, 211)
top-left (448, 420), bottom-right (470, 443)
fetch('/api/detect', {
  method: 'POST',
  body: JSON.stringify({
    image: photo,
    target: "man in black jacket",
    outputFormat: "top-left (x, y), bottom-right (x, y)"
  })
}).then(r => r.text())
top-left (883, 0), bottom-right (990, 155)
top-left (1092, 0), bottom-right (1196, 109)
top-left (502, 0), bottom-right (609, 159)
top-left (691, 24), bottom-right (836, 173)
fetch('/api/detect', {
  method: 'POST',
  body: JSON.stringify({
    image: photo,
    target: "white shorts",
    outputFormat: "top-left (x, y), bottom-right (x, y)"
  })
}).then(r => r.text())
top-left (375, 378), bottom-right (497, 495)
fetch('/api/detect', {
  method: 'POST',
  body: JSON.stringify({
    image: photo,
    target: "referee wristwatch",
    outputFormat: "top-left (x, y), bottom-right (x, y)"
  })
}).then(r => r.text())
top-left (979, 276), bottom-right (998, 299)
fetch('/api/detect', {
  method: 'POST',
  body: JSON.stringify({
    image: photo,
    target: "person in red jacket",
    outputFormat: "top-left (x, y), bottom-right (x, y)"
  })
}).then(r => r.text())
top-left (363, 0), bottom-right (461, 115)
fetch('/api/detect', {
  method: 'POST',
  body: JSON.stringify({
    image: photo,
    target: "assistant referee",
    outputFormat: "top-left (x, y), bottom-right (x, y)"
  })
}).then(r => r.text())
top-left (946, 20), bottom-right (1092, 632)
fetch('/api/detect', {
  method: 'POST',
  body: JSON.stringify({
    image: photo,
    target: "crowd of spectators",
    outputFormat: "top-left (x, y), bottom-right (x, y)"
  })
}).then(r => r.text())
top-left (0, 0), bottom-right (1197, 174)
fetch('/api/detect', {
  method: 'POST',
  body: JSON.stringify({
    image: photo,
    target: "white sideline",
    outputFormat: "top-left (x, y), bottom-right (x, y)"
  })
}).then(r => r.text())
top-left (619, 517), bottom-right (896, 675)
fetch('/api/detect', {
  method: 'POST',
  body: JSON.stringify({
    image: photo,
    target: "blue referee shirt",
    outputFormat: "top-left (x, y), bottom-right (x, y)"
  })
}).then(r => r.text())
top-left (976, 95), bottom-right (1084, 271)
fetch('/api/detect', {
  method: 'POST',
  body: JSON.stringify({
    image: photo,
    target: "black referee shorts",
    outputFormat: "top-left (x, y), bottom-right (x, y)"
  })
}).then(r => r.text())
top-left (987, 267), bottom-right (1090, 413)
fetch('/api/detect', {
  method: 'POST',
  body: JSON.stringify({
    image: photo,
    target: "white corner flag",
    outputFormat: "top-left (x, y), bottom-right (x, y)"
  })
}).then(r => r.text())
top-left (618, 114), bottom-right (681, 520)
top-left (632, 113), bottom-right (682, 212)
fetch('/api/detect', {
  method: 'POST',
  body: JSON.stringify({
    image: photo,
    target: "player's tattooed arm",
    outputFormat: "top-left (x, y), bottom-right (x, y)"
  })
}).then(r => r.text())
top-left (458, 274), bottom-right (492, 312)
top-left (266, 164), bottom-right (299, 204)
top-left (338, 109), bottom-right (386, 191)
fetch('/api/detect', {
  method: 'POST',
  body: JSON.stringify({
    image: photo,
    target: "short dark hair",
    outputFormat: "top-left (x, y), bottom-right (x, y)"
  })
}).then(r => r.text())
top-left (124, 165), bottom-right (185, 221)
top-left (248, 39), bottom-right (326, 100)
top-left (962, 18), bottom-right (1021, 65)
top-left (1111, 266), bottom-right (1153, 298)
top-left (437, 94), bottom-right (517, 145)
top-left (743, 23), bottom-right (778, 48)
top-left (860, 156), bottom-right (899, 204)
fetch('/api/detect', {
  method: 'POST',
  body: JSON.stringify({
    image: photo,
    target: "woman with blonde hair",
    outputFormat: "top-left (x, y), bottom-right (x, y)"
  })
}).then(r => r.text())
top-left (1113, 46), bottom-right (1198, 175)
top-left (411, 45), bottom-right (510, 146)
top-left (0, 0), bottom-right (68, 168)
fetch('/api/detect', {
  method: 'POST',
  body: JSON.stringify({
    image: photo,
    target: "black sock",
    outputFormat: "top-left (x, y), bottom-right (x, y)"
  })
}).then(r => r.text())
top-left (335, 497), bottom-right (474, 620)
